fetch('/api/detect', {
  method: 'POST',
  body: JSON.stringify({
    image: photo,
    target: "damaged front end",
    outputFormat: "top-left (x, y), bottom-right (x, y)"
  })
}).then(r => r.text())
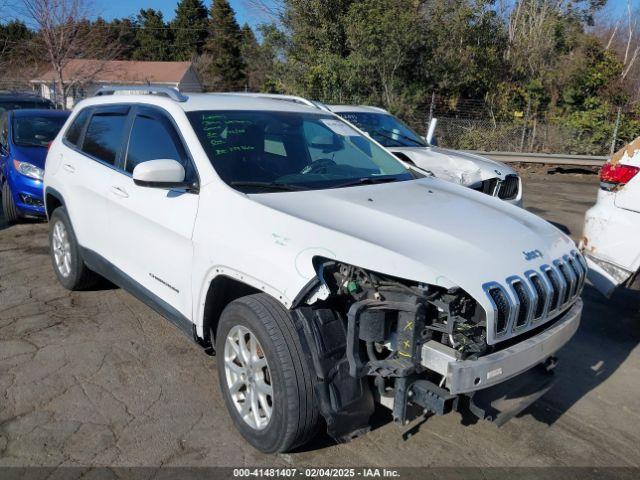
top-left (292, 259), bottom-right (489, 442)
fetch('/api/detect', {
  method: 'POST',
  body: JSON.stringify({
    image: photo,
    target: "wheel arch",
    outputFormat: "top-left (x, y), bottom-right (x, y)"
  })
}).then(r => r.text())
top-left (44, 187), bottom-right (65, 219)
top-left (199, 274), bottom-right (266, 353)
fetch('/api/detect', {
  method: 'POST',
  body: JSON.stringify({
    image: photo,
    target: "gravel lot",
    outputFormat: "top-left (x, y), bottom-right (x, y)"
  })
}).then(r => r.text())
top-left (1, 170), bottom-right (639, 468)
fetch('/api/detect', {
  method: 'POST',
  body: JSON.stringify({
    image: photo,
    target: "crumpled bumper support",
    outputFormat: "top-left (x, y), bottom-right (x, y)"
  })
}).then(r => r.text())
top-left (421, 299), bottom-right (582, 394)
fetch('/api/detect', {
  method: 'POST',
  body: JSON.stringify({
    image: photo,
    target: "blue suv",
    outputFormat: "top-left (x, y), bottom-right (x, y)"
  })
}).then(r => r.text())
top-left (0, 109), bottom-right (69, 222)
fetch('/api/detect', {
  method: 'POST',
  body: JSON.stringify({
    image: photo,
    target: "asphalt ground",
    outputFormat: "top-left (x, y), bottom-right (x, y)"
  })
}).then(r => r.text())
top-left (1, 169), bottom-right (639, 470)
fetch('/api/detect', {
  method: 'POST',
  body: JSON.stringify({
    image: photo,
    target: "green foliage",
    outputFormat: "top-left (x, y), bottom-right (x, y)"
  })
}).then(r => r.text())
top-left (202, 0), bottom-right (245, 90)
top-left (344, 0), bottom-right (423, 109)
top-left (133, 9), bottom-right (172, 61)
top-left (77, 17), bottom-right (138, 61)
top-left (0, 20), bottom-right (34, 63)
top-left (240, 24), bottom-right (277, 92)
top-left (0, 20), bottom-right (33, 47)
top-left (171, 0), bottom-right (208, 61)
top-left (1, 0), bottom-right (632, 154)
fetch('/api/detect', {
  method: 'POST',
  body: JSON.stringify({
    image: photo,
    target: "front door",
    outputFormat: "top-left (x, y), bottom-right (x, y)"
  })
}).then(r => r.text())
top-left (106, 106), bottom-right (199, 320)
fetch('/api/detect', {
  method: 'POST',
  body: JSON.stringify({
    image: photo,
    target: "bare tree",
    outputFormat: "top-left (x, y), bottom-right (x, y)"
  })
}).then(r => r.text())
top-left (19, 0), bottom-right (121, 106)
top-left (244, 0), bottom-right (285, 24)
top-left (503, 0), bottom-right (564, 77)
top-left (594, 0), bottom-right (640, 101)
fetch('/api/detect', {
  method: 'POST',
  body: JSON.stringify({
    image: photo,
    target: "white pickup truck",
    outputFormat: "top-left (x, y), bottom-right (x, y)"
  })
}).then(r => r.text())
top-left (44, 87), bottom-right (584, 453)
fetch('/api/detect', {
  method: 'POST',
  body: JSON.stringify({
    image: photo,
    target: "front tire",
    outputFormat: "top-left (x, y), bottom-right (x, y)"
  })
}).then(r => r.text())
top-left (1, 181), bottom-right (21, 224)
top-left (48, 207), bottom-right (98, 290)
top-left (216, 293), bottom-right (320, 453)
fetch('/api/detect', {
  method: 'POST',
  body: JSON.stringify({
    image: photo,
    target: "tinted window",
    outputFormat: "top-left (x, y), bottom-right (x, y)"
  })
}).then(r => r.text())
top-left (12, 115), bottom-right (68, 147)
top-left (187, 110), bottom-right (412, 192)
top-left (125, 114), bottom-right (185, 175)
top-left (82, 111), bottom-right (128, 165)
top-left (0, 100), bottom-right (54, 113)
top-left (0, 114), bottom-right (7, 151)
top-left (336, 112), bottom-right (426, 148)
top-left (65, 109), bottom-right (91, 146)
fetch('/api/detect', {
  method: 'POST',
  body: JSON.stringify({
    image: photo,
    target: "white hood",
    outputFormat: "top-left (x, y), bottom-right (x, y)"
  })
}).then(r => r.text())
top-left (237, 177), bottom-right (575, 344)
top-left (391, 146), bottom-right (517, 186)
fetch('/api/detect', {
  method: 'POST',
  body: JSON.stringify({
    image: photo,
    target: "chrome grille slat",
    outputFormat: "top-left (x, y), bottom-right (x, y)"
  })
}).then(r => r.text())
top-left (543, 266), bottom-right (562, 312)
top-left (555, 259), bottom-right (576, 305)
top-left (564, 255), bottom-right (581, 298)
top-left (525, 271), bottom-right (547, 320)
top-left (507, 276), bottom-right (533, 330)
top-left (483, 250), bottom-right (585, 342)
top-left (485, 283), bottom-right (511, 335)
top-left (570, 252), bottom-right (587, 291)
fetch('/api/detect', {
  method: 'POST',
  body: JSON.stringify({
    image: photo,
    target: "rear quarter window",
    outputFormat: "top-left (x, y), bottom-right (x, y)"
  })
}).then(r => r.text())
top-left (81, 110), bottom-right (129, 165)
top-left (64, 109), bottom-right (91, 146)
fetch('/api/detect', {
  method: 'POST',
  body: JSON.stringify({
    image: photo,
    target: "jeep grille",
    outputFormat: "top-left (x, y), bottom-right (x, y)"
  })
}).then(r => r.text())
top-left (483, 250), bottom-right (586, 342)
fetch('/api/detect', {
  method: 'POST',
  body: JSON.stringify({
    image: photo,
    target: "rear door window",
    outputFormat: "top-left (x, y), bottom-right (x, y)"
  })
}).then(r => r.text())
top-left (81, 107), bottom-right (129, 166)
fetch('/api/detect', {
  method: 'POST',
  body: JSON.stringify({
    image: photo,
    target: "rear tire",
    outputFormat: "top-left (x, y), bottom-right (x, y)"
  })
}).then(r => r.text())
top-left (216, 293), bottom-right (320, 453)
top-left (48, 206), bottom-right (99, 290)
top-left (1, 181), bottom-right (21, 224)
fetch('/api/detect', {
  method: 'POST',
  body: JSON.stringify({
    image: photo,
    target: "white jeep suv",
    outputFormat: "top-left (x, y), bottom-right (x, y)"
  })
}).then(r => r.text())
top-left (44, 86), bottom-right (584, 453)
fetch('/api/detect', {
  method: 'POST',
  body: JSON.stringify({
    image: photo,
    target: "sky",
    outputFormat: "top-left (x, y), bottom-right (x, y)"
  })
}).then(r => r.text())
top-left (3, 0), bottom-right (636, 29)
top-left (93, 0), bottom-right (635, 24)
top-left (93, 0), bottom-right (274, 27)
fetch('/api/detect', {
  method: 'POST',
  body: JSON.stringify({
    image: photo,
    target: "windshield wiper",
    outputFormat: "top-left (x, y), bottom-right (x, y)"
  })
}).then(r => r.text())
top-left (229, 181), bottom-right (307, 192)
top-left (331, 176), bottom-right (401, 189)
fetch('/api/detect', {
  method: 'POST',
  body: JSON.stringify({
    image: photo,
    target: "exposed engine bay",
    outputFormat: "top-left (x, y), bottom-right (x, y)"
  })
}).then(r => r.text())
top-left (292, 259), bottom-right (490, 441)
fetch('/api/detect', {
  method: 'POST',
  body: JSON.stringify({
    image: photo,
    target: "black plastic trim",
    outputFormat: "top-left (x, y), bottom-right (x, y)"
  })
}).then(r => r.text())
top-left (81, 247), bottom-right (196, 341)
top-left (44, 186), bottom-right (66, 219)
top-left (290, 277), bottom-right (321, 309)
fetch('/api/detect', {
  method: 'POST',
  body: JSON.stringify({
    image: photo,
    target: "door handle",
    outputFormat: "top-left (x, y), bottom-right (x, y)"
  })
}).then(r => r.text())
top-left (110, 186), bottom-right (129, 198)
top-left (63, 163), bottom-right (75, 173)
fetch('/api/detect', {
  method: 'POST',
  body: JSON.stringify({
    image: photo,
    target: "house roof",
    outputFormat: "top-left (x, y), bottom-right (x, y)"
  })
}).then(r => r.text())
top-left (31, 59), bottom-right (194, 85)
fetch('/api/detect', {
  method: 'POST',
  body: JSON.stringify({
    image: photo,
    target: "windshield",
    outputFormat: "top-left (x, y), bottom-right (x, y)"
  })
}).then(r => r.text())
top-left (12, 115), bottom-right (68, 147)
top-left (0, 100), bottom-right (54, 113)
top-left (188, 110), bottom-right (414, 192)
top-left (336, 111), bottom-right (427, 148)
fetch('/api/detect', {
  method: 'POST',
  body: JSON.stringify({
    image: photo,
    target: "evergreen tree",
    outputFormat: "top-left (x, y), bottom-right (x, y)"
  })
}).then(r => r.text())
top-left (78, 18), bottom-right (137, 61)
top-left (110, 18), bottom-right (138, 60)
top-left (240, 24), bottom-right (262, 91)
top-left (133, 9), bottom-right (172, 61)
top-left (0, 20), bottom-right (34, 71)
top-left (203, 0), bottom-right (245, 90)
top-left (171, 0), bottom-right (208, 61)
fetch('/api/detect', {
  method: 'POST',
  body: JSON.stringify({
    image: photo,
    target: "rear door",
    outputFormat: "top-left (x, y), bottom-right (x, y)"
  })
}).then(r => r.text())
top-left (106, 105), bottom-right (199, 319)
top-left (59, 106), bottom-right (129, 258)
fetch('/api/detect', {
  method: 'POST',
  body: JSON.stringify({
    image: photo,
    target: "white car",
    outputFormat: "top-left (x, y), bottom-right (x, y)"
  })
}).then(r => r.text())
top-left (44, 86), bottom-right (583, 453)
top-left (329, 105), bottom-right (523, 206)
top-left (581, 138), bottom-right (640, 296)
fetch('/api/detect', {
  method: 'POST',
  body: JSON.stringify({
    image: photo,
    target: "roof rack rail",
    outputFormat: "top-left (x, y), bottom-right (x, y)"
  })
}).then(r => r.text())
top-left (217, 92), bottom-right (331, 112)
top-left (94, 85), bottom-right (188, 102)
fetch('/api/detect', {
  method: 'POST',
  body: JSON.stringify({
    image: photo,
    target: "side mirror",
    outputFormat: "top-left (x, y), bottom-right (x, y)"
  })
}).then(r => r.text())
top-left (132, 159), bottom-right (189, 189)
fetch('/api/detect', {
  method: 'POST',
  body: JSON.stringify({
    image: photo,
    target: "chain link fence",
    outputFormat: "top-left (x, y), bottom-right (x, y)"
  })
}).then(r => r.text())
top-left (402, 96), bottom-right (638, 157)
